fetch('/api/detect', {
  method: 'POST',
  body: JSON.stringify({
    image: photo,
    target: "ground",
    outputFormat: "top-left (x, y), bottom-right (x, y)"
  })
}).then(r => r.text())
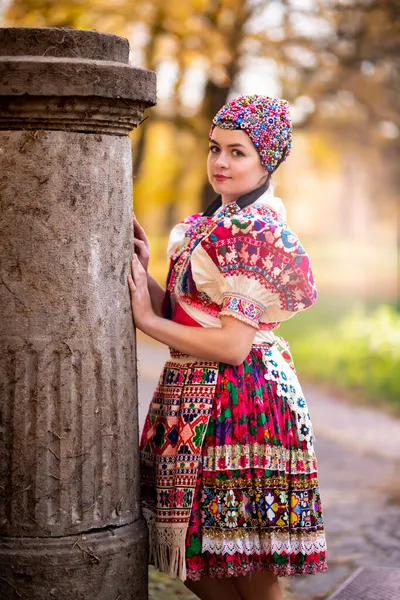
top-left (137, 337), bottom-right (400, 600)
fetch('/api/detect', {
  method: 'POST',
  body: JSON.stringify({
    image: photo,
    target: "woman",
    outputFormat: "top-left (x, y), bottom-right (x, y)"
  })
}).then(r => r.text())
top-left (129, 95), bottom-right (327, 600)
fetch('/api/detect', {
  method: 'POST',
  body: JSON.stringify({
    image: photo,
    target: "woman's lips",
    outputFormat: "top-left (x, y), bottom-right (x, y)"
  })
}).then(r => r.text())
top-left (214, 174), bottom-right (230, 181)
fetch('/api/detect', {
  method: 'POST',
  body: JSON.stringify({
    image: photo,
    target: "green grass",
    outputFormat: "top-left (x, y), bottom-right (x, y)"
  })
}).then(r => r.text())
top-left (149, 567), bottom-right (197, 599)
top-left (279, 298), bottom-right (400, 412)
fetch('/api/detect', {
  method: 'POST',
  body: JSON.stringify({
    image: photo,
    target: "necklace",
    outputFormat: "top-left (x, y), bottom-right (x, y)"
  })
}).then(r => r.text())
top-left (183, 201), bottom-right (241, 245)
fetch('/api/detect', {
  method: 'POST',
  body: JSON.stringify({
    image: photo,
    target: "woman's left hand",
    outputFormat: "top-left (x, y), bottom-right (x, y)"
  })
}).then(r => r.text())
top-left (128, 254), bottom-right (155, 331)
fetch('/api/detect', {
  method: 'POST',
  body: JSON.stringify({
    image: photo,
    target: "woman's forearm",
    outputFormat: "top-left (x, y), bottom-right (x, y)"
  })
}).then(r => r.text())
top-left (128, 254), bottom-right (255, 364)
top-left (141, 314), bottom-right (254, 366)
top-left (147, 273), bottom-right (165, 317)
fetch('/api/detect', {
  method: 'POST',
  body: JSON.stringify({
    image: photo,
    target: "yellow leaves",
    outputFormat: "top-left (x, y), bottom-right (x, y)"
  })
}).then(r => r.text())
top-left (5, 0), bottom-right (140, 34)
top-left (164, 0), bottom-right (192, 22)
top-left (307, 132), bottom-right (341, 171)
top-left (134, 120), bottom-right (205, 208)
top-left (6, 0), bottom-right (84, 27)
top-left (134, 121), bottom-right (180, 211)
top-left (191, 0), bottom-right (208, 11)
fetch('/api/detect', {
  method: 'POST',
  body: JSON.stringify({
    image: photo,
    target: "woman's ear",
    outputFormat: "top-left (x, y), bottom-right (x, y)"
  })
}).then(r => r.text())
top-left (261, 171), bottom-right (271, 186)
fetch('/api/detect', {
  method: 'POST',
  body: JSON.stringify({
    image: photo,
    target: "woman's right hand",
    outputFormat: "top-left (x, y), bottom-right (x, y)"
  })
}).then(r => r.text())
top-left (133, 215), bottom-right (150, 272)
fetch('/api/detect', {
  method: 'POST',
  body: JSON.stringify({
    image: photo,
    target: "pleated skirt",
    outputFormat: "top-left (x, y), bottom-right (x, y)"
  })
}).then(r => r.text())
top-left (140, 338), bottom-right (327, 581)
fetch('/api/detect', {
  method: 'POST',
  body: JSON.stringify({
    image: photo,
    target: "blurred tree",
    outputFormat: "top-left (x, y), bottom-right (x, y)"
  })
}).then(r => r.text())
top-left (6, 0), bottom-right (398, 209)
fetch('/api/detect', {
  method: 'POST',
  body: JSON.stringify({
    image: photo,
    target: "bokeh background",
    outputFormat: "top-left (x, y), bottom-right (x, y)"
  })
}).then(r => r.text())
top-left (1, 3), bottom-right (399, 599)
top-left (2, 0), bottom-right (398, 410)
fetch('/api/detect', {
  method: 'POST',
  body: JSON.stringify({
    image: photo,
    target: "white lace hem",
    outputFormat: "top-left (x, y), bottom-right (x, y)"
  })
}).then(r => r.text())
top-left (202, 531), bottom-right (327, 556)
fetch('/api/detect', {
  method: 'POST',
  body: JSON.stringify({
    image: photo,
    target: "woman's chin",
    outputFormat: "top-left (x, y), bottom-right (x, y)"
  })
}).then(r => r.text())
top-left (211, 180), bottom-right (231, 193)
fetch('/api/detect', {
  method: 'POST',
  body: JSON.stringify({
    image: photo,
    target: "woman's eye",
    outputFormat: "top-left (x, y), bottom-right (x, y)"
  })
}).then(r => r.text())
top-left (209, 145), bottom-right (219, 153)
top-left (233, 149), bottom-right (244, 157)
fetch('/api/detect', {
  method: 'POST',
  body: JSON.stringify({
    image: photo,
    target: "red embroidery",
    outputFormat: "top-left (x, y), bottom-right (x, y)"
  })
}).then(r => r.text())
top-left (166, 203), bottom-right (317, 328)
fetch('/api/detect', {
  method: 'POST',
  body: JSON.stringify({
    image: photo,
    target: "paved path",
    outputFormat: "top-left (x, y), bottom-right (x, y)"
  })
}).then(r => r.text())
top-left (137, 337), bottom-right (400, 600)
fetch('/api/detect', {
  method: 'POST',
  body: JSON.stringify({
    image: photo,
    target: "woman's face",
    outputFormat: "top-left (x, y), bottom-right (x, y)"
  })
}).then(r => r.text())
top-left (207, 127), bottom-right (268, 203)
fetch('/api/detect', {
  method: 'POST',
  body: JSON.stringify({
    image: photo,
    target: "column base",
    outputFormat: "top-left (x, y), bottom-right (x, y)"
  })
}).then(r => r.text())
top-left (0, 520), bottom-right (148, 599)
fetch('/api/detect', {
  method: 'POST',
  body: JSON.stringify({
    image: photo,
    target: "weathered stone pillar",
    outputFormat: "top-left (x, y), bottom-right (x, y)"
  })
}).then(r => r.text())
top-left (0, 27), bottom-right (156, 599)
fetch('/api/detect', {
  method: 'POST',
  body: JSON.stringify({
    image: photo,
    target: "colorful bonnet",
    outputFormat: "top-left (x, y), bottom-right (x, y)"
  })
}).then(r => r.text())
top-left (209, 94), bottom-right (293, 172)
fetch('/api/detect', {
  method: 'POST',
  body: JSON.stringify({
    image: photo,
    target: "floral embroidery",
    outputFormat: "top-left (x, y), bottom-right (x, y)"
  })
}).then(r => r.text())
top-left (164, 201), bottom-right (317, 328)
top-left (183, 345), bottom-right (326, 580)
top-left (220, 293), bottom-right (265, 327)
top-left (203, 214), bottom-right (317, 314)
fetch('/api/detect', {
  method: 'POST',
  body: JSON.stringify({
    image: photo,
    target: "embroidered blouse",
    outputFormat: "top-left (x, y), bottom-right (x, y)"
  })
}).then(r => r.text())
top-left (165, 188), bottom-right (317, 337)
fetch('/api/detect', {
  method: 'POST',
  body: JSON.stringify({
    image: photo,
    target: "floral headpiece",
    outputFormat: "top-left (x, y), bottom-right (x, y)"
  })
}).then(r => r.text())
top-left (209, 94), bottom-right (293, 172)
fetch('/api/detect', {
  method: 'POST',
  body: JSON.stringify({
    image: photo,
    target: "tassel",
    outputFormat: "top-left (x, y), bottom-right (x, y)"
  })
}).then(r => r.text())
top-left (143, 508), bottom-right (187, 581)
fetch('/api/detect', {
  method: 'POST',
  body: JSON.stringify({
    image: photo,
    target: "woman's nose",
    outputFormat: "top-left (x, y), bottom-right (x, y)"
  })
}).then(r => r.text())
top-left (215, 152), bottom-right (229, 168)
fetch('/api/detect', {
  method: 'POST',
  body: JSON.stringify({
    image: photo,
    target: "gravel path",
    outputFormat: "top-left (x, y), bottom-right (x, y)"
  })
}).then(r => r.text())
top-left (137, 337), bottom-right (400, 600)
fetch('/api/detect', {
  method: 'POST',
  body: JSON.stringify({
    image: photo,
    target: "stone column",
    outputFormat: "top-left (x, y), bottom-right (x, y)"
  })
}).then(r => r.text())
top-left (0, 27), bottom-right (156, 599)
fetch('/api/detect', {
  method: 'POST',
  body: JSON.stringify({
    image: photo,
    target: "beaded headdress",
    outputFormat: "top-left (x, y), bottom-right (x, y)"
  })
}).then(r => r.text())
top-left (209, 94), bottom-right (293, 172)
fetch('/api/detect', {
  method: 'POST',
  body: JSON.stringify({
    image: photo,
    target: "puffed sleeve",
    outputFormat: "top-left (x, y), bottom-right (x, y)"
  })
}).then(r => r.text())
top-left (166, 213), bottom-right (202, 260)
top-left (190, 213), bottom-right (317, 329)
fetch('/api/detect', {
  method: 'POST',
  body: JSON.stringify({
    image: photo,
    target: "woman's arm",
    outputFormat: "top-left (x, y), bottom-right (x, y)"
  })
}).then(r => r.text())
top-left (128, 255), bottom-right (256, 366)
top-left (142, 312), bottom-right (256, 365)
top-left (146, 272), bottom-right (165, 317)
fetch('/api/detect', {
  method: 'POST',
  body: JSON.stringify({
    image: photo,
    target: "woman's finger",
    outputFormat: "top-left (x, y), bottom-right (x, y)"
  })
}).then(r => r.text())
top-left (136, 259), bottom-right (147, 277)
top-left (130, 265), bottom-right (144, 292)
top-left (127, 273), bottom-right (136, 292)
top-left (130, 257), bottom-right (138, 282)
top-left (133, 216), bottom-right (149, 246)
top-left (133, 243), bottom-right (149, 271)
top-left (134, 237), bottom-right (146, 248)
top-left (131, 255), bottom-right (146, 281)
top-left (134, 239), bottom-right (149, 261)
top-left (133, 216), bottom-right (145, 236)
top-left (133, 215), bottom-right (143, 229)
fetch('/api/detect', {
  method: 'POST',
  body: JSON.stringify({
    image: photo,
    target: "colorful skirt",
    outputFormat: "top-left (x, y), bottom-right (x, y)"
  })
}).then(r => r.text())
top-left (140, 338), bottom-right (327, 581)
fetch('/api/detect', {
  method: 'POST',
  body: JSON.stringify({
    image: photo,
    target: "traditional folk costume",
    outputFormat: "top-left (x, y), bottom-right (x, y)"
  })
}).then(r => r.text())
top-left (140, 95), bottom-right (327, 582)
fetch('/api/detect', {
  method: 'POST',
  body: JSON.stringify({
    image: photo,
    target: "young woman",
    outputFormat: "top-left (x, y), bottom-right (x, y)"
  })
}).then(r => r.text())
top-left (129, 95), bottom-right (327, 600)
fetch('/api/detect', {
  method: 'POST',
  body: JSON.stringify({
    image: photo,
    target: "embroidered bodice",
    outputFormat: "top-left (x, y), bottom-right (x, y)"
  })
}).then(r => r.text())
top-left (165, 189), bottom-right (317, 332)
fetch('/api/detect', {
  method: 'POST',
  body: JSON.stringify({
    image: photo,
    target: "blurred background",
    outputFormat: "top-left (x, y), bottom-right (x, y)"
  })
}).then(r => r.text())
top-left (1, 0), bottom-right (398, 407)
top-left (1, 3), bottom-right (399, 598)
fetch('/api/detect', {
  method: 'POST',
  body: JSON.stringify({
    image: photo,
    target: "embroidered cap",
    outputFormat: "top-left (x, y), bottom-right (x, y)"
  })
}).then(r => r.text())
top-left (209, 94), bottom-right (293, 172)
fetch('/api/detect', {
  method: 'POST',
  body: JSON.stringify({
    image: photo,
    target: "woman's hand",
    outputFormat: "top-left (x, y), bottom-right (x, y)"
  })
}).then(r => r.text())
top-left (133, 215), bottom-right (150, 272)
top-left (128, 254), bottom-right (155, 331)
